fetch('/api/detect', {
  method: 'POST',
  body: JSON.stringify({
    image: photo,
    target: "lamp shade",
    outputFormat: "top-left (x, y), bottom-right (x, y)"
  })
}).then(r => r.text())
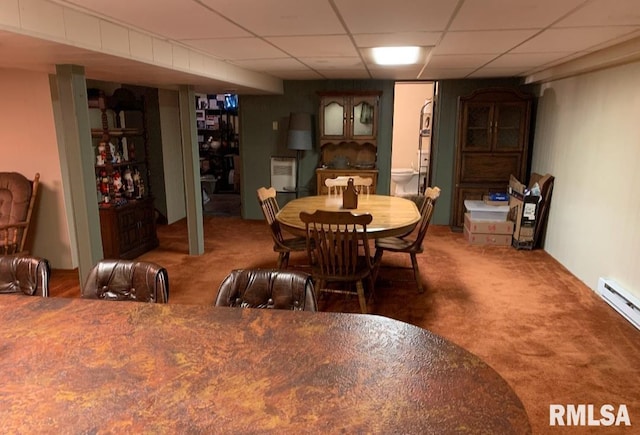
top-left (287, 113), bottom-right (313, 151)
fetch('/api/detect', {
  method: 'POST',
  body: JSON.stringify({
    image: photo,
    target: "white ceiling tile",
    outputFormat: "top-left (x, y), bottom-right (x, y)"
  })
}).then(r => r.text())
top-left (468, 66), bottom-right (528, 78)
top-left (172, 45), bottom-right (190, 69)
top-left (64, 0), bottom-right (249, 39)
top-left (0, 0), bottom-right (20, 27)
top-left (184, 38), bottom-right (287, 60)
top-left (318, 69), bottom-right (371, 79)
top-left (189, 51), bottom-right (205, 73)
top-left (419, 68), bottom-right (475, 79)
top-left (450, 0), bottom-right (585, 31)
top-left (299, 57), bottom-right (364, 69)
top-left (231, 58), bottom-right (308, 71)
top-left (100, 21), bottom-right (130, 56)
top-left (512, 27), bottom-right (640, 53)
top-left (19, 0), bottom-right (65, 39)
top-left (64, 8), bottom-right (101, 49)
top-left (555, 0), bottom-right (640, 27)
top-left (266, 35), bottom-right (358, 57)
top-left (152, 38), bottom-right (173, 66)
top-left (369, 64), bottom-right (423, 80)
top-left (486, 52), bottom-right (575, 68)
top-left (435, 30), bottom-right (538, 55)
top-left (335, 0), bottom-right (459, 33)
top-left (427, 54), bottom-right (497, 68)
top-left (269, 70), bottom-right (324, 80)
top-left (129, 31), bottom-right (153, 61)
top-left (353, 32), bottom-right (442, 48)
top-left (200, 0), bottom-right (344, 36)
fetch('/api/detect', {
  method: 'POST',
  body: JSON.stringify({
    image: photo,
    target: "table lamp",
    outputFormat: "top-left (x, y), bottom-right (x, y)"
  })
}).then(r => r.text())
top-left (287, 113), bottom-right (313, 195)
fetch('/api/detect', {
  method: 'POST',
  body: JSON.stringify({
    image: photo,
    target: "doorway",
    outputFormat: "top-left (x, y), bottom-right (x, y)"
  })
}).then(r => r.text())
top-left (196, 93), bottom-right (241, 217)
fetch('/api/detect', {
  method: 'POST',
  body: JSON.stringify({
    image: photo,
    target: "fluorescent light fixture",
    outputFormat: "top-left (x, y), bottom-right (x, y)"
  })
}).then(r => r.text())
top-left (371, 46), bottom-right (422, 65)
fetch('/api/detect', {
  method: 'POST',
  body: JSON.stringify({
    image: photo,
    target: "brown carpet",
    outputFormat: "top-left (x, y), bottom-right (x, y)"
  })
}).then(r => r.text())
top-left (50, 217), bottom-right (640, 434)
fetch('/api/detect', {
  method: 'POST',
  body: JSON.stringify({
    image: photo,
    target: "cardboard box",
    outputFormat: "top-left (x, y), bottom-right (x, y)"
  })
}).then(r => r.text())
top-left (464, 225), bottom-right (512, 246)
top-left (464, 213), bottom-right (514, 235)
top-left (508, 174), bottom-right (545, 243)
top-left (464, 200), bottom-right (510, 221)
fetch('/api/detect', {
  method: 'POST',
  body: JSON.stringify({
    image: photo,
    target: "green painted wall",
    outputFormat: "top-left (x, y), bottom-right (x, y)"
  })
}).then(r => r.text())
top-left (430, 78), bottom-right (531, 225)
top-left (239, 77), bottom-right (537, 225)
top-left (240, 80), bottom-right (395, 220)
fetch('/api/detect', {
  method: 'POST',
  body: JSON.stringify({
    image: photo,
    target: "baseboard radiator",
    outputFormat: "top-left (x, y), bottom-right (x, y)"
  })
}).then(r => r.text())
top-left (597, 278), bottom-right (640, 331)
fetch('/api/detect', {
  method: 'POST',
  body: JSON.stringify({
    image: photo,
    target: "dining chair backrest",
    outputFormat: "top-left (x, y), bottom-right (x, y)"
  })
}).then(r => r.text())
top-left (412, 186), bottom-right (441, 250)
top-left (82, 259), bottom-right (169, 303)
top-left (325, 176), bottom-right (373, 195)
top-left (257, 187), bottom-right (285, 245)
top-left (0, 172), bottom-right (40, 255)
top-left (300, 210), bottom-right (373, 279)
top-left (0, 255), bottom-right (50, 297)
top-left (214, 268), bottom-right (318, 311)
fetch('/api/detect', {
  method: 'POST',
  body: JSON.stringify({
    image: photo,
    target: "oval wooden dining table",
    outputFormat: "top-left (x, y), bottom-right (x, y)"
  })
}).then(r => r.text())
top-left (276, 194), bottom-right (421, 238)
top-left (0, 295), bottom-right (531, 434)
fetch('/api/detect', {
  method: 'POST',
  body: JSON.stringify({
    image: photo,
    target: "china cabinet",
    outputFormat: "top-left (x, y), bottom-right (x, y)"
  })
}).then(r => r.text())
top-left (316, 91), bottom-right (381, 194)
top-left (451, 88), bottom-right (532, 230)
top-left (88, 87), bottom-right (158, 259)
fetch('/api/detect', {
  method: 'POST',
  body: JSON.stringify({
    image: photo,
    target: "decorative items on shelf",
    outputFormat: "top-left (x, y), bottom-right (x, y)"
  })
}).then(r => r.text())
top-left (89, 87), bottom-right (151, 206)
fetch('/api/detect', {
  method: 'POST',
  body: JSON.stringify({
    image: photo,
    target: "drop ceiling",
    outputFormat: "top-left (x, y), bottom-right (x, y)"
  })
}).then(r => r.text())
top-left (1, 0), bottom-right (640, 93)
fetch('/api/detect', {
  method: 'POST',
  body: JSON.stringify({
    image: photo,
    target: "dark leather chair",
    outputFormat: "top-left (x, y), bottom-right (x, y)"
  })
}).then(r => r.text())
top-left (215, 269), bottom-right (317, 311)
top-left (0, 255), bottom-right (50, 297)
top-left (82, 259), bottom-right (169, 303)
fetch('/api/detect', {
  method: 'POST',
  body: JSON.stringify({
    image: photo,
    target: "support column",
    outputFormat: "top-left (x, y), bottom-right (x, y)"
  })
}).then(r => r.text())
top-left (52, 65), bottom-right (103, 284)
top-left (178, 85), bottom-right (204, 255)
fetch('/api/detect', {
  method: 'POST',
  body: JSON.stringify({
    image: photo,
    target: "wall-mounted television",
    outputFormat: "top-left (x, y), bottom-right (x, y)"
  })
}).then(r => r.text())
top-left (224, 94), bottom-right (238, 111)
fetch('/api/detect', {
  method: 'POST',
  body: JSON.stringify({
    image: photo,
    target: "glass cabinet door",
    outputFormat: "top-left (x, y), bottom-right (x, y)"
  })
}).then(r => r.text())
top-left (494, 102), bottom-right (526, 151)
top-left (322, 98), bottom-right (346, 137)
top-left (351, 96), bottom-right (377, 139)
top-left (461, 102), bottom-right (492, 151)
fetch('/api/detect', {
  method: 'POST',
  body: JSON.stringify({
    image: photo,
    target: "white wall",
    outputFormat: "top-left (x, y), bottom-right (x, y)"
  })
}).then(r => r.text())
top-left (391, 82), bottom-right (434, 193)
top-left (532, 61), bottom-right (640, 300)
top-left (158, 89), bottom-right (186, 224)
top-left (391, 82), bottom-right (434, 169)
top-left (0, 68), bottom-right (73, 268)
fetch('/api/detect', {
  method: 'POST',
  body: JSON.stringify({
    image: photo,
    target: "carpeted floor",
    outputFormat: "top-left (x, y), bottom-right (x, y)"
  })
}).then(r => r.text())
top-left (50, 216), bottom-right (640, 434)
top-left (202, 193), bottom-right (241, 217)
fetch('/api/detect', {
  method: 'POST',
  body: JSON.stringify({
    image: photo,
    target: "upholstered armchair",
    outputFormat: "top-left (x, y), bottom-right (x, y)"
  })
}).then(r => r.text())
top-left (82, 259), bottom-right (169, 303)
top-left (0, 172), bottom-right (40, 255)
top-left (0, 255), bottom-right (50, 297)
top-left (215, 269), bottom-right (317, 311)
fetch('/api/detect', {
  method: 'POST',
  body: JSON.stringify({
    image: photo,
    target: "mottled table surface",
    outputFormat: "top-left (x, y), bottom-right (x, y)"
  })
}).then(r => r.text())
top-left (0, 296), bottom-right (530, 434)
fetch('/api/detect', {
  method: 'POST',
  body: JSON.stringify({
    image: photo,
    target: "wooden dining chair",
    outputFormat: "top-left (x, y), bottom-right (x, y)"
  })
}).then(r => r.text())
top-left (325, 176), bottom-right (373, 195)
top-left (373, 186), bottom-right (441, 293)
top-left (300, 209), bottom-right (374, 314)
top-left (257, 187), bottom-right (307, 269)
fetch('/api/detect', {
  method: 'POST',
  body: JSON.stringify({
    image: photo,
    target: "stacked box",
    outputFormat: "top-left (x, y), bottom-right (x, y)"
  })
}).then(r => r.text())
top-left (463, 213), bottom-right (514, 246)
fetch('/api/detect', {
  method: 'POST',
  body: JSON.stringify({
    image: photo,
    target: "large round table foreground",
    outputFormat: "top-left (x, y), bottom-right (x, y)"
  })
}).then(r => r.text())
top-left (276, 194), bottom-right (421, 238)
top-left (0, 296), bottom-right (531, 434)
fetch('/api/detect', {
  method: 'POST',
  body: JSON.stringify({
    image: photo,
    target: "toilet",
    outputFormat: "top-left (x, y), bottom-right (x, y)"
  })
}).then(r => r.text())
top-left (391, 168), bottom-right (420, 196)
top-left (391, 151), bottom-right (429, 196)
